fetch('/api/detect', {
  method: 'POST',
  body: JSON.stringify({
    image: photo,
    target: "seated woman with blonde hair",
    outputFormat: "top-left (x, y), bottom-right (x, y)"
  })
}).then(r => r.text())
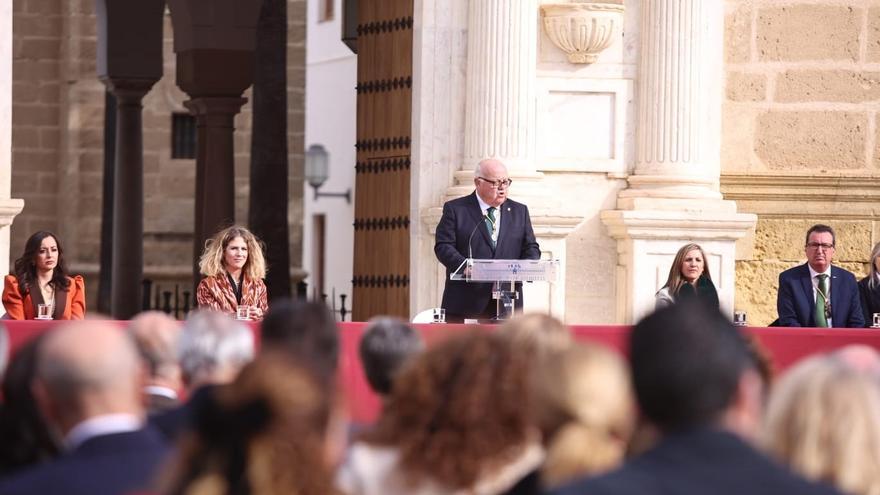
top-left (762, 354), bottom-right (880, 495)
top-left (196, 225), bottom-right (269, 321)
top-left (2, 231), bottom-right (85, 320)
top-left (655, 243), bottom-right (719, 310)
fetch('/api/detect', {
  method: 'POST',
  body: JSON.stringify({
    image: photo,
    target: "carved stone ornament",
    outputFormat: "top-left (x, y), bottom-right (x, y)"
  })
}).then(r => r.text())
top-left (540, 1), bottom-right (625, 64)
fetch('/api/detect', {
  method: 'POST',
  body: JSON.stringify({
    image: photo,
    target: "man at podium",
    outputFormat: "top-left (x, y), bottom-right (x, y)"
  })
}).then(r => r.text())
top-left (434, 158), bottom-right (540, 322)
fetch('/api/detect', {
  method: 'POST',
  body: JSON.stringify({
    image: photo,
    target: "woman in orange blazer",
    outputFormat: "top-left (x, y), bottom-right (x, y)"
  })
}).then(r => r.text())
top-left (196, 225), bottom-right (268, 321)
top-left (2, 231), bottom-right (85, 320)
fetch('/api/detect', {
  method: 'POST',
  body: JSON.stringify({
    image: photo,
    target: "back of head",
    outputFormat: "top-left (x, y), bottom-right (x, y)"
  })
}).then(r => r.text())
top-left (164, 355), bottom-right (340, 495)
top-left (260, 299), bottom-right (339, 385)
top-left (630, 300), bottom-right (753, 432)
top-left (370, 331), bottom-right (534, 490)
top-left (533, 342), bottom-right (634, 488)
top-left (178, 310), bottom-right (254, 389)
top-left (359, 317), bottom-right (424, 395)
top-left (763, 354), bottom-right (880, 495)
top-left (37, 320), bottom-right (143, 427)
top-left (128, 311), bottom-right (182, 383)
top-left (499, 313), bottom-right (572, 359)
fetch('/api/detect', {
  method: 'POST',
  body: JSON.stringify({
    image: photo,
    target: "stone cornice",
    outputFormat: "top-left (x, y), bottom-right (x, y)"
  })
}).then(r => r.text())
top-left (721, 174), bottom-right (880, 205)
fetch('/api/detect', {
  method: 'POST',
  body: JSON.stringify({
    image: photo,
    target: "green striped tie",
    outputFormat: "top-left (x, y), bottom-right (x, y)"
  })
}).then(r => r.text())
top-left (815, 274), bottom-right (829, 328)
top-left (485, 207), bottom-right (496, 248)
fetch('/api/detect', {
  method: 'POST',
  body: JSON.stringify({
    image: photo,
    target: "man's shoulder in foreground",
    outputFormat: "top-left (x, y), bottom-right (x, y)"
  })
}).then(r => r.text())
top-left (549, 429), bottom-right (842, 495)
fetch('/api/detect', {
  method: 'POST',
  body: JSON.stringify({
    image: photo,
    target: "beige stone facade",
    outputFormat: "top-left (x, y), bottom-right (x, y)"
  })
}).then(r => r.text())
top-left (723, 1), bottom-right (880, 325)
top-left (11, 0), bottom-right (306, 310)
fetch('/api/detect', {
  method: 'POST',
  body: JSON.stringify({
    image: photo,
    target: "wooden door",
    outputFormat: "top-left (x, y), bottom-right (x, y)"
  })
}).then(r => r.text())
top-left (351, 0), bottom-right (413, 320)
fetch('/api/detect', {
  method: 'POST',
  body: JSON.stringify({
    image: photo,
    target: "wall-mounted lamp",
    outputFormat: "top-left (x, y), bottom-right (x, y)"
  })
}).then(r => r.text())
top-left (305, 144), bottom-right (352, 204)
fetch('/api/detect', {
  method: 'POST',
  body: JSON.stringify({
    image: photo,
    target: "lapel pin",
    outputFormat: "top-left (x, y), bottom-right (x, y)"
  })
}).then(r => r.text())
top-left (507, 207), bottom-right (511, 211)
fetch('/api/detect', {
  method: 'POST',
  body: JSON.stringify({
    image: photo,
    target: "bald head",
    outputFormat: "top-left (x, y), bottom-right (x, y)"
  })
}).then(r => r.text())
top-left (128, 311), bottom-right (182, 384)
top-left (37, 321), bottom-right (143, 429)
top-left (473, 158), bottom-right (510, 207)
top-left (832, 345), bottom-right (880, 375)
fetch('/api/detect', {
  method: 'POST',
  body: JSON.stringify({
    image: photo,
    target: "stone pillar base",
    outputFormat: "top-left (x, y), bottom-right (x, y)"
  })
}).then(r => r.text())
top-left (601, 200), bottom-right (756, 324)
top-left (0, 198), bottom-right (24, 277)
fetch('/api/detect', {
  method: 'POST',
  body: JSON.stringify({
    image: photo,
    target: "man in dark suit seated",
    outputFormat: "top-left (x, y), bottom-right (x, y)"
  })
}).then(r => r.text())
top-left (777, 224), bottom-right (865, 327)
top-left (0, 320), bottom-right (168, 495)
top-left (551, 301), bottom-right (842, 495)
top-left (434, 158), bottom-right (541, 322)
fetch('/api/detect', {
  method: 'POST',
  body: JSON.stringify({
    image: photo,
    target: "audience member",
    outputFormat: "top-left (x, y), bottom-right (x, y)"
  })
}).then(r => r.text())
top-left (161, 355), bottom-right (344, 495)
top-left (2, 231), bottom-right (85, 320)
top-left (831, 344), bottom-right (880, 375)
top-left (499, 313), bottom-right (572, 360)
top-left (0, 321), bottom-right (168, 495)
top-left (260, 299), bottom-right (339, 386)
top-left (552, 300), bottom-right (842, 495)
top-left (777, 224), bottom-right (864, 327)
top-left (177, 310), bottom-right (255, 391)
top-left (150, 310), bottom-right (254, 440)
top-left (0, 334), bottom-right (60, 476)
top-left (196, 225), bottom-right (269, 321)
top-left (0, 325), bottom-right (7, 378)
top-left (359, 317), bottom-right (423, 397)
top-left (762, 354), bottom-right (880, 495)
top-left (655, 243), bottom-right (719, 310)
top-left (516, 343), bottom-right (634, 493)
top-left (858, 241), bottom-right (880, 327)
top-left (337, 331), bottom-right (541, 495)
top-left (128, 311), bottom-right (184, 413)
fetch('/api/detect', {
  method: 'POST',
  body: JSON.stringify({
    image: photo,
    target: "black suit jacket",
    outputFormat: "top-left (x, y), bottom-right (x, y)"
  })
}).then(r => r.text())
top-left (777, 263), bottom-right (865, 328)
top-left (858, 276), bottom-right (880, 327)
top-left (551, 428), bottom-right (842, 495)
top-left (434, 192), bottom-right (540, 317)
top-left (0, 427), bottom-right (168, 495)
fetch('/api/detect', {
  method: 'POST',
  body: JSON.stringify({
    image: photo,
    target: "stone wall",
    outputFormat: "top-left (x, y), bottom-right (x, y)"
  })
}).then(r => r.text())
top-left (11, 0), bottom-right (306, 312)
top-left (722, 1), bottom-right (879, 326)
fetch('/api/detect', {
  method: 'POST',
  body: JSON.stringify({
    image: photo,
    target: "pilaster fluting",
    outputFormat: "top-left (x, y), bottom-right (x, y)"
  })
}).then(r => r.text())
top-left (624, 0), bottom-right (723, 200)
top-left (463, 0), bottom-right (537, 172)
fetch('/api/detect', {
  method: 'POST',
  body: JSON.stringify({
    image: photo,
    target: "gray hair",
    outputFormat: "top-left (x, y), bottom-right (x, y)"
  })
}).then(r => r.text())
top-left (178, 310), bottom-right (254, 384)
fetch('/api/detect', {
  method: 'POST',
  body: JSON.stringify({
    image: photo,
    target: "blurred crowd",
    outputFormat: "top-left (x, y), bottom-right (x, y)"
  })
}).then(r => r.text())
top-left (0, 300), bottom-right (878, 495)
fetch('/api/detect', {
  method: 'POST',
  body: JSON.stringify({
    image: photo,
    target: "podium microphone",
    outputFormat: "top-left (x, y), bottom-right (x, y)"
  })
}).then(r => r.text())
top-left (467, 213), bottom-right (489, 265)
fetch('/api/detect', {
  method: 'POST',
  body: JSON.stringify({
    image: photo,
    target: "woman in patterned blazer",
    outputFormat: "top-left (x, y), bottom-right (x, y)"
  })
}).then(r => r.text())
top-left (196, 225), bottom-right (269, 321)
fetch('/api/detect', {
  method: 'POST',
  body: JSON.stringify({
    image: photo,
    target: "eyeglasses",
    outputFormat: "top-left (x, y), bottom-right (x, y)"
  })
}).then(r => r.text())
top-left (477, 177), bottom-right (512, 189)
top-left (806, 242), bottom-right (834, 250)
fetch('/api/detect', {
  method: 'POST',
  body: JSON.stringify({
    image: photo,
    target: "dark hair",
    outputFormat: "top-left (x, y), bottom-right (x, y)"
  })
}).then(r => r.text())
top-left (0, 334), bottom-right (61, 474)
top-left (630, 300), bottom-right (753, 432)
top-left (359, 317), bottom-right (424, 395)
top-left (805, 224), bottom-right (835, 247)
top-left (13, 231), bottom-right (71, 293)
top-left (259, 299), bottom-right (339, 386)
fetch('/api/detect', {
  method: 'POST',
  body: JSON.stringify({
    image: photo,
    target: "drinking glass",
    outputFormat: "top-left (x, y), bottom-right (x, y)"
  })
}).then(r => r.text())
top-left (37, 304), bottom-right (52, 320)
top-left (236, 305), bottom-right (252, 321)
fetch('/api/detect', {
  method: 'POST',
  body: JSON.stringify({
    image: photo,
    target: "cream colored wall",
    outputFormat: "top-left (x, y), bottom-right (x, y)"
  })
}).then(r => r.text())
top-left (722, 1), bottom-right (879, 326)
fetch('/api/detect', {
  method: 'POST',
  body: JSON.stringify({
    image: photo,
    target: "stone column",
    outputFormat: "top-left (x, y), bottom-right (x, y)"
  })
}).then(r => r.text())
top-left (185, 96), bottom-right (247, 285)
top-left (0, 0), bottom-right (24, 277)
top-left (463, 0), bottom-right (537, 173)
top-left (601, 0), bottom-right (755, 323)
top-left (106, 81), bottom-right (156, 319)
top-left (416, 0), bottom-right (580, 320)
